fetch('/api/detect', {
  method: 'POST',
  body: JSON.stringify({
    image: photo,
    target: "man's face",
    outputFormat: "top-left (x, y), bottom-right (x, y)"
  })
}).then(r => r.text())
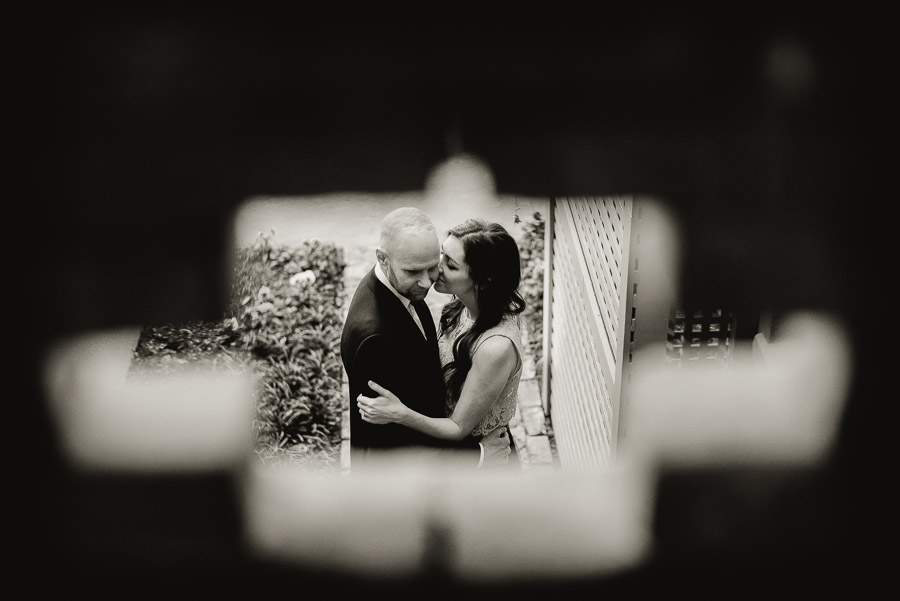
top-left (378, 229), bottom-right (440, 302)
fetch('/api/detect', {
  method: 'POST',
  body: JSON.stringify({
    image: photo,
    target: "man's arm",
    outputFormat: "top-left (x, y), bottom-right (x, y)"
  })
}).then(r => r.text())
top-left (353, 335), bottom-right (485, 463)
top-left (358, 336), bottom-right (517, 465)
top-left (361, 337), bottom-right (516, 439)
top-left (349, 335), bottom-right (400, 453)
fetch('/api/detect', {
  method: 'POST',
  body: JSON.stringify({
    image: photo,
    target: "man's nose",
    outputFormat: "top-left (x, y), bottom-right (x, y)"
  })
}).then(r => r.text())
top-left (418, 272), bottom-right (434, 288)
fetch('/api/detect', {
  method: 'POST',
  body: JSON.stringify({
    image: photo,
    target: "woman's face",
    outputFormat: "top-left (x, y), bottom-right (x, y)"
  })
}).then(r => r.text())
top-left (434, 235), bottom-right (475, 298)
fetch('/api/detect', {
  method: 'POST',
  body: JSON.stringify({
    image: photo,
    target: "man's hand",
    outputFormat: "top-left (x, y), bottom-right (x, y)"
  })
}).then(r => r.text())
top-left (480, 426), bottom-right (511, 466)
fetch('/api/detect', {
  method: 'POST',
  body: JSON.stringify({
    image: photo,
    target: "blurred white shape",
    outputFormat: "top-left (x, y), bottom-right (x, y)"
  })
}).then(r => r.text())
top-left (242, 455), bottom-right (436, 578)
top-left (764, 35), bottom-right (816, 104)
top-left (445, 462), bottom-right (653, 581)
top-left (424, 153), bottom-right (497, 206)
top-left (42, 327), bottom-right (254, 472)
top-left (422, 153), bottom-right (505, 238)
top-left (289, 269), bottom-right (317, 286)
top-left (241, 450), bottom-right (652, 581)
top-left (624, 311), bottom-right (852, 468)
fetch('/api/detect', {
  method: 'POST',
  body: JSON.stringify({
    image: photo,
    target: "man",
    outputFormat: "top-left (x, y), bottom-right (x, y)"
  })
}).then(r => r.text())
top-left (340, 206), bottom-right (511, 470)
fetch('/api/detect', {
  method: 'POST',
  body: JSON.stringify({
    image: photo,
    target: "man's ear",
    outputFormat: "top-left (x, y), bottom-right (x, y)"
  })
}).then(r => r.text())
top-left (375, 248), bottom-right (387, 266)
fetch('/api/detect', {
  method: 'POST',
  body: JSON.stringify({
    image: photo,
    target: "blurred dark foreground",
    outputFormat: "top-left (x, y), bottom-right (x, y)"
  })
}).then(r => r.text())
top-left (23, 16), bottom-right (884, 597)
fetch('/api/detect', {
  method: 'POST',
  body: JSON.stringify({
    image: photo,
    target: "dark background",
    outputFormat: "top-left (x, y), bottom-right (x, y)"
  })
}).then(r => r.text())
top-left (22, 15), bottom-right (884, 596)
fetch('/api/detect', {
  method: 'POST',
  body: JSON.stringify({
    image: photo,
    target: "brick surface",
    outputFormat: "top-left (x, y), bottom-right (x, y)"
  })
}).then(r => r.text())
top-left (509, 419), bottom-right (528, 457)
top-left (522, 405), bottom-right (547, 436)
top-left (517, 378), bottom-right (542, 408)
top-left (525, 435), bottom-right (554, 468)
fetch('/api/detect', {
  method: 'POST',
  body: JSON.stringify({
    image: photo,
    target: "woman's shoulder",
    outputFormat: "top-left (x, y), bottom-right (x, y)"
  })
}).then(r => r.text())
top-left (470, 334), bottom-right (518, 370)
top-left (475, 314), bottom-right (522, 348)
top-left (497, 312), bottom-right (524, 337)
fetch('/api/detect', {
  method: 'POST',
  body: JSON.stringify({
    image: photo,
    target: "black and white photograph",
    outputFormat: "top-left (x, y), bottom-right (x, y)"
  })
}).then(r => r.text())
top-left (23, 15), bottom-right (884, 597)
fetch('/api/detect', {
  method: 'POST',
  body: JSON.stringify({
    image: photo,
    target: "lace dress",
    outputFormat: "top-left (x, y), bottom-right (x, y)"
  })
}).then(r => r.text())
top-left (438, 310), bottom-right (524, 437)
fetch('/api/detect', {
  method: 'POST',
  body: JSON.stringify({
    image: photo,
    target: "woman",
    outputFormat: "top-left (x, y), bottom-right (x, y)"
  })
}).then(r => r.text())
top-left (358, 218), bottom-right (526, 467)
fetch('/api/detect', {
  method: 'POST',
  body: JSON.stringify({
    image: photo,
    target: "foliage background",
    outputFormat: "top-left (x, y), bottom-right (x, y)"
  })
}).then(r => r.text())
top-left (516, 212), bottom-right (545, 389)
top-left (130, 232), bottom-right (347, 470)
top-left (128, 212), bottom-right (545, 470)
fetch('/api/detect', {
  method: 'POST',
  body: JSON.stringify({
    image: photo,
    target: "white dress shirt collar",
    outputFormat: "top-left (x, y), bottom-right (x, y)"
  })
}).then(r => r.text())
top-left (374, 263), bottom-right (412, 310)
top-left (374, 263), bottom-right (427, 339)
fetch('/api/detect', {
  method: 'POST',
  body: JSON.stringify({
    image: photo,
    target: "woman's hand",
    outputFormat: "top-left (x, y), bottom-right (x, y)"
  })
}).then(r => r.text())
top-left (357, 380), bottom-right (410, 425)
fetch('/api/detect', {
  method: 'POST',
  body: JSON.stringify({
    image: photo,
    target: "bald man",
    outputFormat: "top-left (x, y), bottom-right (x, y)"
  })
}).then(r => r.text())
top-left (340, 207), bottom-right (511, 470)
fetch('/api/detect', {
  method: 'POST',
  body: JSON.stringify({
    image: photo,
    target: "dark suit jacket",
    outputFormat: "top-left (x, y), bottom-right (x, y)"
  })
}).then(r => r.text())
top-left (340, 268), bottom-right (480, 468)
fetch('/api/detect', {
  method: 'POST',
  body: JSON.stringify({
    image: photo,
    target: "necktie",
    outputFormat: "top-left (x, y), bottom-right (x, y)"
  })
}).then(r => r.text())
top-left (411, 300), bottom-right (435, 342)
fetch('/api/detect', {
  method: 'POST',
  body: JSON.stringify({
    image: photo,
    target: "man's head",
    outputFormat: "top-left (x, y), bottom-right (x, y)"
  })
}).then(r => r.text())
top-left (376, 207), bottom-right (440, 302)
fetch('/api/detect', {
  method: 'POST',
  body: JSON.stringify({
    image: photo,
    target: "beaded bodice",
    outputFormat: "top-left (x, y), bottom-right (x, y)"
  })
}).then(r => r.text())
top-left (438, 310), bottom-right (523, 437)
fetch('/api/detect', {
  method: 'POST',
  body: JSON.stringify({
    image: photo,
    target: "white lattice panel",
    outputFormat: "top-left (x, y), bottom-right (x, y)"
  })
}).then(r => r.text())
top-left (566, 196), bottom-right (629, 361)
top-left (547, 197), bottom-right (633, 469)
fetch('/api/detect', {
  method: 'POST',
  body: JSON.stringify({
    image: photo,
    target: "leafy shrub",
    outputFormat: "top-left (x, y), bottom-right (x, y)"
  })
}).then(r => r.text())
top-left (131, 231), bottom-right (347, 469)
top-left (516, 212), bottom-right (545, 388)
top-left (130, 318), bottom-right (247, 375)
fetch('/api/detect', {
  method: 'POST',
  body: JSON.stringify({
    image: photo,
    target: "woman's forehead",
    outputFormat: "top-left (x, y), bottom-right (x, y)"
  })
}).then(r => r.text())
top-left (441, 235), bottom-right (465, 264)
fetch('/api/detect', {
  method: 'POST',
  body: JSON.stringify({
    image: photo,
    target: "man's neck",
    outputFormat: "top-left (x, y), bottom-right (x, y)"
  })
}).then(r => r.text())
top-left (374, 263), bottom-right (411, 306)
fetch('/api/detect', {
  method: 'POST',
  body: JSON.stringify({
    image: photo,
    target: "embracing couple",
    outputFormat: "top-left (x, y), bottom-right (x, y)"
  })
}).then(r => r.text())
top-left (340, 206), bottom-right (526, 471)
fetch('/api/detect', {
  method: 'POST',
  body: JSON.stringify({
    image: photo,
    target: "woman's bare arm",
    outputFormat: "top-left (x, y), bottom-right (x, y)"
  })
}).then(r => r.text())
top-left (358, 336), bottom-right (517, 440)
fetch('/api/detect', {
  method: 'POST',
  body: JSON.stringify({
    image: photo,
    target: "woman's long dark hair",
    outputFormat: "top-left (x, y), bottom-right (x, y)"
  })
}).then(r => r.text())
top-left (439, 219), bottom-right (526, 402)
